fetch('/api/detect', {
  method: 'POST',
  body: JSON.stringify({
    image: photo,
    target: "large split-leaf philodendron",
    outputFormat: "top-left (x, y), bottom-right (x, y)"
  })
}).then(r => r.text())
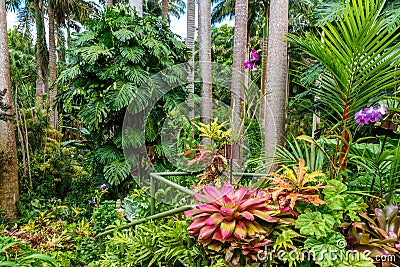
top-left (287, 0), bottom-right (400, 172)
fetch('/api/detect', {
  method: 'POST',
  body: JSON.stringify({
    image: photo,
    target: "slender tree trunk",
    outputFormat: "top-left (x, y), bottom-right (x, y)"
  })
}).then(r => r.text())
top-left (0, 2), bottom-right (20, 220)
top-left (106, 0), bottom-right (113, 7)
top-left (198, 0), bottom-right (212, 129)
top-left (186, 0), bottom-right (195, 128)
top-left (34, 0), bottom-right (49, 105)
top-left (129, 0), bottom-right (143, 16)
top-left (66, 18), bottom-right (72, 48)
top-left (162, 0), bottom-right (168, 20)
top-left (48, 2), bottom-right (58, 130)
top-left (230, 0), bottom-right (248, 170)
top-left (264, 0), bottom-right (289, 170)
top-left (259, 15), bottom-right (269, 130)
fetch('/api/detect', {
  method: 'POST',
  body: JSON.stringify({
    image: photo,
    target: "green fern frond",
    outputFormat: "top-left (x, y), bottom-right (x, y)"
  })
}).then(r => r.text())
top-left (142, 36), bottom-right (169, 58)
top-left (97, 65), bottom-right (118, 80)
top-left (73, 30), bottom-right (96, 46)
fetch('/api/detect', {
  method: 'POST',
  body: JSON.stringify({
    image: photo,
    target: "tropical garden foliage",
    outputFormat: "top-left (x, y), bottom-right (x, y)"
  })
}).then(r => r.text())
top-left (0, 0), bottom-right (400, 266)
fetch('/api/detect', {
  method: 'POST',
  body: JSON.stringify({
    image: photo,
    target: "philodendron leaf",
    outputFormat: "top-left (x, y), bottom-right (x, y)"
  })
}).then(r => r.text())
top-left (304, 232), bottom-right (345, 267)
top-left (295, 210), bottom-right (335, 238)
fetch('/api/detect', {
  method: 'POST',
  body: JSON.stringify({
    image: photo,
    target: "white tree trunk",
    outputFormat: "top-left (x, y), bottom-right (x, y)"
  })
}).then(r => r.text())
top-left (230, 0), bottom-right (248, 170)
top-left (198, 0), bottom-right (212, 127)
top-left (49, 2), bottom-right (58, 130)
top-left (106, 0), bottom-right (113, 7)
top-left (187, 0), bottom-right (195, 127)
top-left (264, 0), bottom-right (289, 170)
top-left (129, 0), bottom-right (143, 16)
top-left (0, 1), bottom-right (20, 220)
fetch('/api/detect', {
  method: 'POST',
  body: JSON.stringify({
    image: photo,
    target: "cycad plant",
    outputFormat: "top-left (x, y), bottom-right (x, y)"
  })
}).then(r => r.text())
top-left (287, 0), bottom-right (400, 173)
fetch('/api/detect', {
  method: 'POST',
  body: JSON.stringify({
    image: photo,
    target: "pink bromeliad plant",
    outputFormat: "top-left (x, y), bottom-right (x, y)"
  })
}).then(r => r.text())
top-left (184, 184), bottom-right (282, 254)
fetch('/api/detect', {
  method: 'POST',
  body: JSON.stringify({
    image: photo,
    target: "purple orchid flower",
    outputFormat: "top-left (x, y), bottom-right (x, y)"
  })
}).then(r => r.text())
top-left (244, 60), bottom-right (253, 69)
top-left (355, 105), bottom-right (386, 125)
top-left (99, 184), bottom-right (108, 191)
top-left (251, 49), bottom-right (259, 61)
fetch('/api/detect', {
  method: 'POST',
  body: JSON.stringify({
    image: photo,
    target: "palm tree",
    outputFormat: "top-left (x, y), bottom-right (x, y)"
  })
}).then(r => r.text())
top-left (32, 0), bottom-right (49, 103)
top-left (0, 0), bottom-right (20, 220)
top-left (186, 0), bottom-right (195, 125)
top-left (230, 0), bottom-right (248, 169)
top-left (264, 0), bottom-right (289, 169)
top-left (48, 0), bottom-right (96, 130)
top-left (144, 0), bottom-right (185, 19)
top-left (198, 0), bottom-right (212, 127)
top-left (48, 1), bottom-right (57, 129)
top-left (129, 0), bottom-right (142, 16)
top-left (161, 0), bottom-right (168, 19)
top-left (211, 0), bottom-right (268, 37)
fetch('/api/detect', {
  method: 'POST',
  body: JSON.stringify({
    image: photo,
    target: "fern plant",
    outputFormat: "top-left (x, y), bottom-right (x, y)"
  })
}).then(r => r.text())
top-left (98, 217), bottom-right (214, 266)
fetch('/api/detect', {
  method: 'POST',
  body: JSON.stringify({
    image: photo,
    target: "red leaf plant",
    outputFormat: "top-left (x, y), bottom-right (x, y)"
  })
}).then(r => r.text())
top-left (184, 184), bottom-right (281, 265)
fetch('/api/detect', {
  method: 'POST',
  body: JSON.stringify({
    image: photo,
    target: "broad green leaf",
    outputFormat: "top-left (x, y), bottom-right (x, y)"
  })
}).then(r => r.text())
top-left (304, 232), bottom-right (346, 267)
top-left (295, 210), bottom-right (335, 238)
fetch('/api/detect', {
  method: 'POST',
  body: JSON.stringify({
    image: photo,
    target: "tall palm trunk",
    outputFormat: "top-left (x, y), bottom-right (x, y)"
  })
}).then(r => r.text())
top-left (129, 0), bottom-right (142, 16)
top-left (0, 1), bottom-right (19, 220)
top-left (264, 0), bottom-right (289, 169)
top-left (186, 0), bottom-right (195, 128)
top-left (198, 0), bottom-right (212, 128)
top-left (34, 0), bottom-right (49, 105)
top-left (162, 0), bottom-right (168, 20)
top-left (259, 14), bottom-right (268, 130)
top-left (48, 1), bottom-right (58, 130)
top-left (230, 0), bottom-right (248, 169)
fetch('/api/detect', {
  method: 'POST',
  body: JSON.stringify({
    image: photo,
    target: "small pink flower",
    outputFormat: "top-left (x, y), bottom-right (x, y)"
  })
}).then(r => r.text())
top-left (244, 61), bottom-right (253, 69)
top-left (251, 50), bottom-right (259, 61)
